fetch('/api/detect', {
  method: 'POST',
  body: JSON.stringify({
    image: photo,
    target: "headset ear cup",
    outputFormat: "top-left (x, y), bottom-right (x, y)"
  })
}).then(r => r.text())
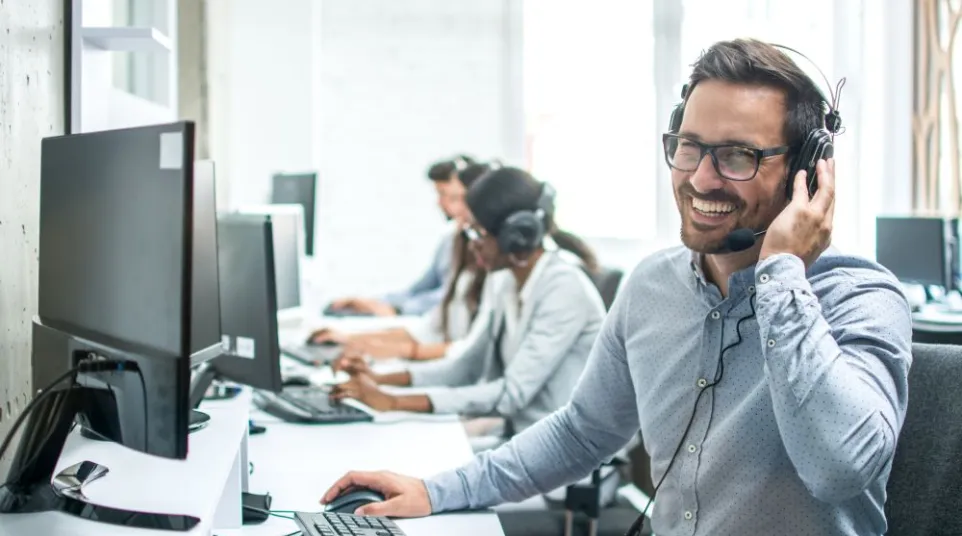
top-left (498, 212), bottom-right (544, 254)
top-left (669, 103), bottom-right (684, 133)
top-left (786, 130), bottom-right (833, 200)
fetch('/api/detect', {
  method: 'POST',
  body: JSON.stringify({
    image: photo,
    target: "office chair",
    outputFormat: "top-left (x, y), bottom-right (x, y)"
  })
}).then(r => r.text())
top-left (591, 267), bottom-right (624, 312)
top-left (884, 342), bottom-right (962, 536)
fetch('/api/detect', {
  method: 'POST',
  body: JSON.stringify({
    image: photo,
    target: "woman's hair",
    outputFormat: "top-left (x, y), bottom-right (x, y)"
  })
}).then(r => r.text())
top-left (466, 167), bottom-right (599, 273)
top-left (438, 161), bottom-right (495, 340)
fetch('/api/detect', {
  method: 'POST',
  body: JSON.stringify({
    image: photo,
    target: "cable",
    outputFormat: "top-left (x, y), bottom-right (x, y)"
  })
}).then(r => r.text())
top-left (242, 505), bottom-right (294, 520)
top-left (0, 359), bottom-right (139, 484)
top-left (625, 293), bottom-right (757, 536)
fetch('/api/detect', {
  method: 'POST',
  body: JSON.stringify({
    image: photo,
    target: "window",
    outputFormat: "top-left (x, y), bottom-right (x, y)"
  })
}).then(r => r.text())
top-left (523, 0), bottom-right (657, 240)
top-left (72, 0), bottom-right (176, 133)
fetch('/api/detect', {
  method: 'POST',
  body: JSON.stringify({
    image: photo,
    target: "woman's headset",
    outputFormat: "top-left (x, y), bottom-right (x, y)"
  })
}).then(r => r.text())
top-left (496, 182), bottom-right (557, 255)
top-left (667, 43), bottom-right (845, 200)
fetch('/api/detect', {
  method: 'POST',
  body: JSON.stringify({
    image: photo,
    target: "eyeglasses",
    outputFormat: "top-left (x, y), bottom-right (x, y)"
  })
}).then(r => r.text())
top-left (662, 133), bottom-right (792, 181)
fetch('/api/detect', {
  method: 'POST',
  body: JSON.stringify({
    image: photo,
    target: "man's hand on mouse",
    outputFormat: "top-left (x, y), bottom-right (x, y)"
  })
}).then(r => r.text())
top-left (330, 372), bottom-right (396, 411)
top-left (321, 470), bottom-right (431, 518)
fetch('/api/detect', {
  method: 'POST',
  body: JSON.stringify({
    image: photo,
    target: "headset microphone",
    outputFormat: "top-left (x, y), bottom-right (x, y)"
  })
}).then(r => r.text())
top-left (725, 228), bottom-right (767, 252)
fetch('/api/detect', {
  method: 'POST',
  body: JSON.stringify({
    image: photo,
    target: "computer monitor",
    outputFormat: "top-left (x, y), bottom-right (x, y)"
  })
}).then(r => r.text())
top-left (188, 214), bottom-right (284, 409)
top-left (876, 216), bottom-right (955, 291)
top-left (237, 204), bottom-right (303, 312)
top-left (5, 122), bottom-right (200, 530)
top-left (271, 172), bottom-right (317, 256)
top-left (191, 160), bottom-right (226, 364)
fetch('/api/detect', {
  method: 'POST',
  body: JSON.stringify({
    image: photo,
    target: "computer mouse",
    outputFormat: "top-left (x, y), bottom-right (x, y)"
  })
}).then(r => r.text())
top-left (325, 488), bottom-right (385, 514)
top-left (281, 375), bottom-right (311, 387)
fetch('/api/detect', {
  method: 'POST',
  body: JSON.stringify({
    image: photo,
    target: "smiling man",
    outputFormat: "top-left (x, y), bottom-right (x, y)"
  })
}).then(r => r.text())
top-left (319, 39), bottom-right (913, 536)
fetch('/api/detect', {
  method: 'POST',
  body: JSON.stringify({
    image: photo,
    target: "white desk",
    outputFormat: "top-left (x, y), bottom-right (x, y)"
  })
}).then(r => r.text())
top-left (0, 390), bottom-right (251, 536)
top-left (239, 417), bottom-right (504, 536)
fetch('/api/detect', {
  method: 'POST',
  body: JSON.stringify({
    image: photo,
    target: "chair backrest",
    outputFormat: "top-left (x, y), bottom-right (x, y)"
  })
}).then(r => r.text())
top-left (884, 342), bottom-right (962, 536)
top-left (591, 266), bottom-right (624, 312)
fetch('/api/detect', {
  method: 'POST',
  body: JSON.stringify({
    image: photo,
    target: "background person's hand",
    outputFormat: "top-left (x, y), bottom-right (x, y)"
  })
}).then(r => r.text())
top-left (331, 353), bottom-right (373, 377)
top-left (330, 373), bottom-right (396, 411)
top-left (321, 470), bottom-right (432, 518)
top-left (308, 327), bottom-right (348, 345)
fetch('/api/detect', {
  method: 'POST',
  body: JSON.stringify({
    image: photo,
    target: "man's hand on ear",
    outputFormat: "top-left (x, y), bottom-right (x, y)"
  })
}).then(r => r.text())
top-left (759, 158), bottom-right (835, 268)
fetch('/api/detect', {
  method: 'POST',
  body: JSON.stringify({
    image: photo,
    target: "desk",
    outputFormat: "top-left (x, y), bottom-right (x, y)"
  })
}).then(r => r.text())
top-left (912, 309), bottom-right (962, 345)
top-left (239, 417), bottom-right (504, 536)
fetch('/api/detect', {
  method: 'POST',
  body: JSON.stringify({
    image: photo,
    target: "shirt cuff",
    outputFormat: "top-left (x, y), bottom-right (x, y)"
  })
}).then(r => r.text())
top-left (423, 468), bottom-right (470, 513)
top-left (755, 253), bottom-right (811, 292)
top-left (420, 386), bottom-right (465, 415)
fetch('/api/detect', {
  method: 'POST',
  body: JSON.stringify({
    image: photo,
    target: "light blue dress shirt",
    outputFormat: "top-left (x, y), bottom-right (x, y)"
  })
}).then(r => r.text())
top-left (424, 246), bottom-right (913, 536)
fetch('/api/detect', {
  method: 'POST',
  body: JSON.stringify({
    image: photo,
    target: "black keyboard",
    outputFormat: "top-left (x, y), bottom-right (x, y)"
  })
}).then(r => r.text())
top-left (294, 511), bottom-right (405, 536)
top-left (253, 387), bottom-right (373, 424)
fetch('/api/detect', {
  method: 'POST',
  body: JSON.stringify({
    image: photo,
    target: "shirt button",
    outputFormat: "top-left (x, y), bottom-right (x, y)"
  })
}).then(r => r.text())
top-left (767, 339), bottom-right (776, 348)
top-left (759, 273), bottom-right (771, 284)
top-left (710, 311), bottom-right (721, 320)
top-left (687, 444), bottom-right (697, 453)
top-left (748, 285), bottom-right (755, 294)
top-left (684, 510), bottom-right (693, 520)
top-left (696, 378), bottom-right (708, 388)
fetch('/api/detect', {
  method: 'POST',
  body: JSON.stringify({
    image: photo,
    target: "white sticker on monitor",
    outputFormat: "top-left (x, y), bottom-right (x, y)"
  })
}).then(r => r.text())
top-left (159, 132), bottom-right (183, 170)
top-left (235, 337), bottom-right (255, 359)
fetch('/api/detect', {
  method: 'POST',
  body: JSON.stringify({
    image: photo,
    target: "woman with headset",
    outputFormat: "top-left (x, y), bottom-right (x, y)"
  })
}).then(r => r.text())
top-left (329, 167), bottom-right (606, 442)
top-left (308, 162), bottom-right (495, 361)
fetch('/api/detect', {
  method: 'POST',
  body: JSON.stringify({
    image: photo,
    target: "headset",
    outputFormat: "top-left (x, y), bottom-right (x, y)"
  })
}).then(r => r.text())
top-left (496, 181), bottom-right (557, 255)
top-left (667, 44), bottom-right (845, 253)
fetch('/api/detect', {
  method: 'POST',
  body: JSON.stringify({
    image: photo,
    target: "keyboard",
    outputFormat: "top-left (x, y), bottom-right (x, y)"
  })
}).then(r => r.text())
top-left (294, 511), bottom-right (405, 536)
top-left (282, 344), bottom-right (342, 366)
top-left (253, 387), bottom-right (373, 424)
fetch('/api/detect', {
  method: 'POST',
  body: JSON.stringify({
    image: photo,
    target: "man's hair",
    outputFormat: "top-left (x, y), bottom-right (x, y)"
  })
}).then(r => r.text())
top-left (688, 39), bottom-right (826, 147)
top-left (426, 154), bottom-right (476, 182)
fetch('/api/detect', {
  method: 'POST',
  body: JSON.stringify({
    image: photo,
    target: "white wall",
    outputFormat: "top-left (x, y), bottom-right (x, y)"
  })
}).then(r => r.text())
top-left (208, 0), bottom-right (524, 303)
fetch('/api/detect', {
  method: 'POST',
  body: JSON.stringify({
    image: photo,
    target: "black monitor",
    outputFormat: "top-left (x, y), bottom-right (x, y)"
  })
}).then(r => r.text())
top-left (876, 216), bottom-right (954, 290)
top-left (237, 205), bottom-right (302, 312)
top-left (190, 160), bottom-right (225, 364)
top-left (271, 172), bottom-right (317, 256)
top-left (4, 122), bottom-right (200, 530)
top-left (188, 213), bottom-right (283, 409)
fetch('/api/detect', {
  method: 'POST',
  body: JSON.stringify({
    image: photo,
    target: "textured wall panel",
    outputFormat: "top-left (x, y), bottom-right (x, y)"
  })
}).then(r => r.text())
top-left (0, 0), bottom-right (65, 474)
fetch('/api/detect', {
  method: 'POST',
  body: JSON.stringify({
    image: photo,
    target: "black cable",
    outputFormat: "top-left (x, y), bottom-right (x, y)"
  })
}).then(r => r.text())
top-left (242, 505), bottom-right (294, 521)
top-left (0, 359), bottom-right (139, 484)
top-left (626, 293), bottom-right (757, 536)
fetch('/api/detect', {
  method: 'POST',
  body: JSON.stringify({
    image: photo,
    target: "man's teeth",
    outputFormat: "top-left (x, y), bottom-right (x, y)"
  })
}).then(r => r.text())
top-left (691, 198), bottom-right (735, 214)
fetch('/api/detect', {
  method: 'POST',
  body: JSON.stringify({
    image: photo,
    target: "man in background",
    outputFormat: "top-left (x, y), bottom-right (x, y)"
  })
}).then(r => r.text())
top-left (326, 155), bottom-right (475, 317)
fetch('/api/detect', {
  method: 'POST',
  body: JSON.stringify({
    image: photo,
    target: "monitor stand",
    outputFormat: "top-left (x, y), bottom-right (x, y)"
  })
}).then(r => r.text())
top-left (0, 384), bottom-right (200, 531)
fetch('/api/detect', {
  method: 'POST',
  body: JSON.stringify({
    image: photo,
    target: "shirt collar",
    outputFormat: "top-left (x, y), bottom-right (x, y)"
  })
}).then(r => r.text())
top-left (517, 249), bottom-right (554, 305)
top-left (688, 248), bottom-right (757, 298)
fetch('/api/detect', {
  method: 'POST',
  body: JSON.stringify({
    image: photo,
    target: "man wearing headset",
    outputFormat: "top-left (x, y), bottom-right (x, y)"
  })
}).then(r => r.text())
top-left (320, 39), bottom-right (912, 536)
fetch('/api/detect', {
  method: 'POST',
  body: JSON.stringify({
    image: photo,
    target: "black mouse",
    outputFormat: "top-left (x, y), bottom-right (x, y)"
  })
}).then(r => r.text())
top-left (281, 375), bottom-right (311, 387)
top-left (325, 488), bottom-right (385, 514)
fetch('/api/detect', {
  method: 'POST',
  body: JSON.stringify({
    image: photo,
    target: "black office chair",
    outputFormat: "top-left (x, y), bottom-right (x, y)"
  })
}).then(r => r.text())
top-left (884, 342), bottom-right (962, 536)
top-left (591, 267), bottom-right (624, 312)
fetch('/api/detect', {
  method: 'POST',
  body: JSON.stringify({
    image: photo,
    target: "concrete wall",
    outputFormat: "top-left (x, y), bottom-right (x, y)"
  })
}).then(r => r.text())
top-left (0, 0), bottom-right (65, 472)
